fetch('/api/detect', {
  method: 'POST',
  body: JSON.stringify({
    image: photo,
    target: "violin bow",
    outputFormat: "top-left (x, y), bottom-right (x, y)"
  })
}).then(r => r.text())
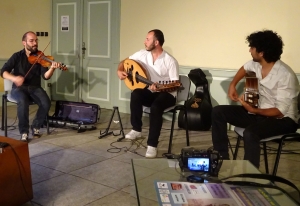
top-left (24, 41), bottom-right (51, 78)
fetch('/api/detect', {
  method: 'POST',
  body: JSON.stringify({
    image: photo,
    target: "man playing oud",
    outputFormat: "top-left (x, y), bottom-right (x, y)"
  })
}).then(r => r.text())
top-left (117, 29), bottom-right (179, 158)
top-left (211, 30), bottom-right (299, 168)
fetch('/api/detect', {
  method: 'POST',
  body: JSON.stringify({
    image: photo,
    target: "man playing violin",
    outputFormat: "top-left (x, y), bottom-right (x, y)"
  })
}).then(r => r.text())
top-left (211, 30), bottom-right (299, 168)
top-left (1, 31), bottom-right (61, 142)
top-left (117, 29), bottom-right (179, 158)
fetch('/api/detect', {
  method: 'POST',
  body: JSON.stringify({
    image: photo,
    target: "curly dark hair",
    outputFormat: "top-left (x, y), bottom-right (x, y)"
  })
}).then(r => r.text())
top-left (149, 29), bottom-right (165, 46)
top-left (246, 30), bottom-right (284, 62)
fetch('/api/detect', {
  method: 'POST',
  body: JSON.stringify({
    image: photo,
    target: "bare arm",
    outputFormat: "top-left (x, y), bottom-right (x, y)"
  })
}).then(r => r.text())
top-left (238, 97), bottom-right (283, 118)
top-left (228, 66), bottom-right (246, 101)
top-left (44, 62), bottom-right (61, 79)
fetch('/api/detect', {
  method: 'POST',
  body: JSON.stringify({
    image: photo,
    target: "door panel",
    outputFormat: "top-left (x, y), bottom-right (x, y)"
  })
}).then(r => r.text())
top-left (81, 0), bottom-right (119, 108)
top-left (51, 0), bottom-right (120, 109)
top-left (52, 0), bottom-right (81, 101)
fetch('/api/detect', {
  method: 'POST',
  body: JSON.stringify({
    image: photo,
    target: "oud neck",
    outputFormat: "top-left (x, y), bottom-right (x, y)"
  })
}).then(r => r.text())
top-left (135, 73), bottom-right (154, 86)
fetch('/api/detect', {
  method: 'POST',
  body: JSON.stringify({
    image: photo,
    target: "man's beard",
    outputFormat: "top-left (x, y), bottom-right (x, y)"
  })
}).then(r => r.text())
top-left (145, 42), bottom-right (155, 51)
top-left (26, 44), bottom-right (38, 53)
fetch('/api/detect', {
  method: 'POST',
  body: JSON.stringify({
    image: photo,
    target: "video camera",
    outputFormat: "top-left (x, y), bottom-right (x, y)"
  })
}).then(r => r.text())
top-left (179, 147), bottom-right (222, 176)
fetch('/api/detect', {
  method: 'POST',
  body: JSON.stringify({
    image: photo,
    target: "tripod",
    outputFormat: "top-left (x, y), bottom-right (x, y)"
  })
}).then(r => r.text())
top-left (99, 106), bottom-right (125, 141)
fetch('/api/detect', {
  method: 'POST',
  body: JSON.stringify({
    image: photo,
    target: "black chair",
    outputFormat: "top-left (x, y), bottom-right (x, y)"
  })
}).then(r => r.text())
top-left (143, 74), bottom-right (191, 154)
top-left (233, 94), bottom-right (300, 176)
top-left (1, 79), bottom-right (50, 137)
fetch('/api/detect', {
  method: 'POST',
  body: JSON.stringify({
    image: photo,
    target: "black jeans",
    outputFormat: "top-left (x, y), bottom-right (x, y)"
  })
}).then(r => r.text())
top-left (211, 105), bottom-right (298, 168)
top-left (130, 88), bottom-right (176, 147)
top-left (11, 86), bottom-right (51, 134)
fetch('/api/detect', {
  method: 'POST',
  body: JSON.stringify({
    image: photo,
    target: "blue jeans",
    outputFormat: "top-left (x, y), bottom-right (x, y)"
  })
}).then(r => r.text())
top-left (11, 86), bottom-right (51, 134)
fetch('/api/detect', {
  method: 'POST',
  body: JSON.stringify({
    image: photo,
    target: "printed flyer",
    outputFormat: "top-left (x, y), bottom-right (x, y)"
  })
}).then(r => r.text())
top-left (154, 181), bottom-right (280, 206)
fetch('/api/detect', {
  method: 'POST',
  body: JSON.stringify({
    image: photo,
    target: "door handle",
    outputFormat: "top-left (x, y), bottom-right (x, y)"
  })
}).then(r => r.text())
top-left (82, 42), bottom-right (86, 59)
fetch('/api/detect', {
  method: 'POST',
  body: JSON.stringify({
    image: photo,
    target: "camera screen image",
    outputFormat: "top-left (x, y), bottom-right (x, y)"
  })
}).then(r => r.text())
top-left (187, 158), bottom-right (210, 172)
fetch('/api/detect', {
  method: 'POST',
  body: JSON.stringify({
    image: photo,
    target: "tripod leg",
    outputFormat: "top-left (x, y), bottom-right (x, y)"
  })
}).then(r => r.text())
top-left (99, 108), bottom-right (116, 139)
top-left (115, 107), bottom-right (125, 142)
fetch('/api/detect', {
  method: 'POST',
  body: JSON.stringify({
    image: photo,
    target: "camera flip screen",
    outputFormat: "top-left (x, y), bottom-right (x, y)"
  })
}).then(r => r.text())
top-left (187, 157), bottom-right (210, 172)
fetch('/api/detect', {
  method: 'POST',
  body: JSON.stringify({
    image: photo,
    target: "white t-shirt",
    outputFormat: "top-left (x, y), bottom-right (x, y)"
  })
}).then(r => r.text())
top-left (243, 60), bottom-right (299, 122)
top-left (129, 49), bottom-right (179, 96)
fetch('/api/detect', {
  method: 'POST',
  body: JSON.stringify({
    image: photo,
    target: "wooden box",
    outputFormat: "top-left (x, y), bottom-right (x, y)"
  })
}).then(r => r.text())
top-left (0, 136), bottom-right (33, 206)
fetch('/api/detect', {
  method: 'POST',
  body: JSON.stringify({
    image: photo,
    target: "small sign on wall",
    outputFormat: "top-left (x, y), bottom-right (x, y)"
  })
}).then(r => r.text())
top-left (61, 15), bottom-right (69, 32)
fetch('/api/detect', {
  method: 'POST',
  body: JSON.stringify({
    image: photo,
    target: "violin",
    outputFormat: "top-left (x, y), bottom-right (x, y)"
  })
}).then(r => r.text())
top-left (28, 51), bottom-right (68, 71)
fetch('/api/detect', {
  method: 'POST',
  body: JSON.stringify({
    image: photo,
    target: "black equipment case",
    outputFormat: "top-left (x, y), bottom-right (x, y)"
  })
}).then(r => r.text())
top-left (48, 101), bottom-right (100, 132)
top-left (178, 68), bottom-right (213, 131)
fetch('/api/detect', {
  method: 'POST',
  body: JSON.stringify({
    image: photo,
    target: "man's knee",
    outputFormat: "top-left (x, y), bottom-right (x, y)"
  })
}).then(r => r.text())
top-left (212, 105), bottom-right (226, 119)
top-left (243, 128), bottom-right (260, 142)
top-left (131, 89), bottom-right (143, 101)
top-left (150, 104), bottom-right (164, 115)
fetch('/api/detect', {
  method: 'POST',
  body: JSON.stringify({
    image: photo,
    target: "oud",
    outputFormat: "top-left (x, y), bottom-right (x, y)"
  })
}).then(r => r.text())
top-left (244, 71), bottom-right (259, 108)
top-left (123, 59), bottom-right (181, 92)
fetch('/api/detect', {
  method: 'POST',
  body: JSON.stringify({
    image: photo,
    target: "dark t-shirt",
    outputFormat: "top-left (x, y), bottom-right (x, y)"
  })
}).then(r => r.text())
top-left (1, 49), bottom-right (49, 88)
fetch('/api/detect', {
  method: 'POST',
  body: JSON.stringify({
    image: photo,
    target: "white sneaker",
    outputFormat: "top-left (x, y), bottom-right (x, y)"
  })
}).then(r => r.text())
top-left (20, 133), bottom-right (28, 142)
top-left (145, 146), bottom-right (157, 158)
top-left (125, 130), bottom-right (142, 140)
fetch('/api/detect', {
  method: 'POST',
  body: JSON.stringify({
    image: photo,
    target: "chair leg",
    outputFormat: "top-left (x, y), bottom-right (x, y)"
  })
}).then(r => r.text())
top-left (272, 139), bottom-right (284, 176)
top-left (4, 97), bottom-right (8, 137)
top-left (46, 114), bottom-right (50, 134)
top-left (168, 110), bottom-right (177, 154)
top-left (1, 95), bottom-right (4, 131)
top-left (233, 135), bottom-right (241, 160)
top-left (184, 108), bottom-right (189, 147)
top-left (263, 142), bottom-right (269, 174)
top-left (228, 141), bottom-right (234, 157)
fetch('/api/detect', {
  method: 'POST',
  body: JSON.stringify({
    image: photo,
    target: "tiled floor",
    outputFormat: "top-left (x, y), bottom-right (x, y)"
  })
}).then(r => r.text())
top-left (1, 102), bottom-right (300, 206)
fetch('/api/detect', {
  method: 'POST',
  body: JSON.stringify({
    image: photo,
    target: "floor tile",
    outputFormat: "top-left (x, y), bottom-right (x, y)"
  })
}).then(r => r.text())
top-left (70, 159), bottom-right (135, 190)
top-left (32, 174), bottom-right (116, 206)
top-left (30, 148), bottom-right (107, 173)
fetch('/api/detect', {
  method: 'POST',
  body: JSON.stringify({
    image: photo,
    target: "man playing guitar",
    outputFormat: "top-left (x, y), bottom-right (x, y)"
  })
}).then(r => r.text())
top-left (211, 30), bottom-right (299, 168)
top-left (117, 29), bottom-right (179, 158)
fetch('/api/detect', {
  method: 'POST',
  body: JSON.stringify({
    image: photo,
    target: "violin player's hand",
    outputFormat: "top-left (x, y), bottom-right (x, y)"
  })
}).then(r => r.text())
top-left (50, 62), bottom-right (61, 70)
top-left (13, 76), bottom-right (25, 87)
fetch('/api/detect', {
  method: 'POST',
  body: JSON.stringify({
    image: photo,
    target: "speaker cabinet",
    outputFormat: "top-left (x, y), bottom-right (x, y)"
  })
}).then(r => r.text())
top-left (0, 136), bottom-right (33, 206)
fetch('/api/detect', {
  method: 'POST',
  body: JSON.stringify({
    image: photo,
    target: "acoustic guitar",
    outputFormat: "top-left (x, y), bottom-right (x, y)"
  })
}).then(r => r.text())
top-left (123, 59), bottom-right (181, 92)
top-left (244, 71), bottom-right (259, 108)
